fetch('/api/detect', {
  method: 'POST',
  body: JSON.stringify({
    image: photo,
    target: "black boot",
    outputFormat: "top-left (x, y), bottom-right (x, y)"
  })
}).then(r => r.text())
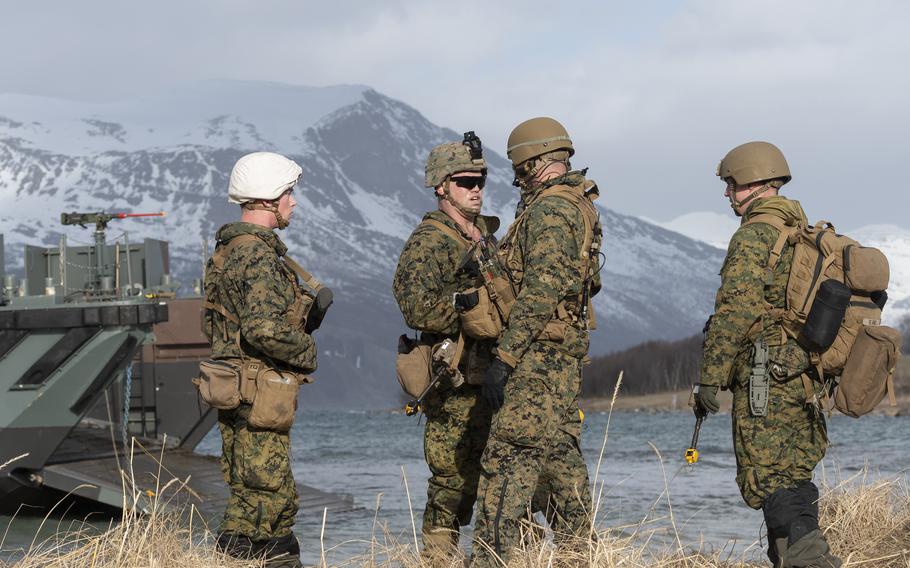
top-left (258, 533), bottom-right (303, 568)
top-left (762, 483), bottom-right (841, 568)
top-left (216, 532), bottom-right (256, 559)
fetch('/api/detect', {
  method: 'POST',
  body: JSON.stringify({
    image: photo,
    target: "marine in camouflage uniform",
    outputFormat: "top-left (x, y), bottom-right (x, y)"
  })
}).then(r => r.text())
top-left (472, 118), bottom-right (601, 568)
top-left (203, 152), bottom-right (319, 568)
top-left (392, 135), bottom-right (497, 562)
top-left (696, 142), bottom-right (841, 568)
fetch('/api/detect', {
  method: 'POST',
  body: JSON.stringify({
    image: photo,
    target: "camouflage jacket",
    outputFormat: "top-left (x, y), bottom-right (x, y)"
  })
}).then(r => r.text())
top-left (393, 210), bottom-right (499, 339)
top-left (202, 222), bottom-right (317, 373)
top-left (701, 196), bottom-right (810, 389)
top-left (496, 171), bottom-right (602, 366)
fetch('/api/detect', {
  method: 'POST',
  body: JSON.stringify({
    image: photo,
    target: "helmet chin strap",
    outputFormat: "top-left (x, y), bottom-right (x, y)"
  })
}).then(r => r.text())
top-left (513, 158), bottom-right (569, 195)
top-left (442, 183), bottom-right (479, 221)
top-left (244, 201), bottom-right (289, 229)
top-left (729, 183), bottom-right (771, 215)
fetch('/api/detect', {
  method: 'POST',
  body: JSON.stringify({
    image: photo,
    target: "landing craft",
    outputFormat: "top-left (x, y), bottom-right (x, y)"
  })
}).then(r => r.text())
top-left (0, 213), bottom-right (353, 517)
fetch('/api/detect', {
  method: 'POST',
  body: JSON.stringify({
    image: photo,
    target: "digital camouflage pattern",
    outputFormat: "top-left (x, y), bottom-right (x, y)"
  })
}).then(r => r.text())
top-left (203, 222), bottom-right (317, 372)
top-left (424, 142), bottom-right (487, 188)
top-left (392, 210), bottom-right (498, 559)
top-left (203, 222), bottom-right (316, 544)
top-left (393, 211), bottom-right (499, 336)
top-left (700, 196), bottom-right (829, 510)
top-left (218, 404), bottom-right (297, 540)
top-left (473, 345), bottom-right (591, 568)
top-left (495, 171), bottom-right (602, 366)
top-left (472, 171), bottom-right (599, 568)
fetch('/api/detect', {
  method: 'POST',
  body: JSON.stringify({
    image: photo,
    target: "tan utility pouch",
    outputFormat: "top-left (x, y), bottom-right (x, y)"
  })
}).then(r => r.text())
top-left (248, 369), bottom-right (299, 431)
top-left (459, 287), bottom-right (503, 340)
top-left (396, 335), bottom-right (433, 398)
top-left (539, 320), bottom-right (567, 343)
top-left (844, 245), bottom-right (890, 292)
top-left (193, 359), bottom-right (242, 410)
top-left (834, 325), bottom-right (901, 418)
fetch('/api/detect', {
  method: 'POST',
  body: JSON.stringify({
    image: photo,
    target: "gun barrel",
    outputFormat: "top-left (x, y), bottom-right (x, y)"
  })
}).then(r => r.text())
top-left (115, 212), bottom-right (166, 219)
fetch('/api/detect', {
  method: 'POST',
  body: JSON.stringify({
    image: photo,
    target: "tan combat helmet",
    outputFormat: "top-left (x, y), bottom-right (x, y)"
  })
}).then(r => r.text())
top-left (506, 117), bottom-right (574, 168)
top-left (424, 131), bottom-right (487, 188)
top-left (717, 141), bottom-right (791, 186)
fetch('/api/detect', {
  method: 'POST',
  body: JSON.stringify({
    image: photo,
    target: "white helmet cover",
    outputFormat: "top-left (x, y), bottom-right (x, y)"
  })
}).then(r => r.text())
top-left (228, 152), bottom-right (303, 204)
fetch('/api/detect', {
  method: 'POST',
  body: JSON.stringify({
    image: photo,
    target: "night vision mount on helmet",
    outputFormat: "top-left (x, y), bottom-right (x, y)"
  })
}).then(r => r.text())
top-left (424, 131), bottom-right (488, 188)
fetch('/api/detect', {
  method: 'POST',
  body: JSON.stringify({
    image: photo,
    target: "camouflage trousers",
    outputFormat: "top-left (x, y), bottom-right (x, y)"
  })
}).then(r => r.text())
top-left (218, 404), bottom-right (298, 541)
top-left (472, 344), bottom-right (593, 568)
top-left (421, 383), bottom-right (492, 556)
top-left (732, 372), bottom-right (828, 510)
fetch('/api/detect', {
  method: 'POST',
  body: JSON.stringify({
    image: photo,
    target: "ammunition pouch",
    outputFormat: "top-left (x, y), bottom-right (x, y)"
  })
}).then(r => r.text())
top-left (194, 359), bottom-right (243, 410)
top-left (193, 356), bottom-right (307, 431)
top-left (396, 334), bottom-right (469, 397)
top-left (248, 368), bottom-right (300, 431)
top-left (539, 320), bottom-right (568, 343)
top-left (396, 335), bottom-right (433, 398)
top-left (458, 286), bottom-right (502, 339)
top-left (458, 274), bottom-right (517, 341)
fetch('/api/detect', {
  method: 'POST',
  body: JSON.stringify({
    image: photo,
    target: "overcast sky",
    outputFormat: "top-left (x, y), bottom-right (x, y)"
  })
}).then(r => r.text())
top-left (1, 0), bottom-right (908, 228)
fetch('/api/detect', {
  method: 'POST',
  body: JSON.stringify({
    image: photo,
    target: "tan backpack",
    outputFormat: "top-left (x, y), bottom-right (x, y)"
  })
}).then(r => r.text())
top-left (745, 215), bottom-right (902, 417)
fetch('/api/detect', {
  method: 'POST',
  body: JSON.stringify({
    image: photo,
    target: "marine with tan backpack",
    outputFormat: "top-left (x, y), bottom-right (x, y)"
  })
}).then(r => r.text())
top-left (693, 141), bottom-right (901, 568)
top-left (197, 151), bottom-right (331, 568)
top-left (391, 132), bottom-right (500, 564)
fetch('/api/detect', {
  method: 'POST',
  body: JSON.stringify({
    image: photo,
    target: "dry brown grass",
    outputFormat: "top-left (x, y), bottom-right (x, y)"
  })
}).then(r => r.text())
top-left (0, 443), bottom-right (262, 568)
top-left (346, 472), bottom-right (910, 568)
top-left (3, 403), bottom-right (908, 567)
top-left (3, 473), bottom-right (909, 567)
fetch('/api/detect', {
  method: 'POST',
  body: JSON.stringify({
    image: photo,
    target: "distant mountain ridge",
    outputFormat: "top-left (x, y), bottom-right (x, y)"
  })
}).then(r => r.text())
top-left (0, 80), bottom-right (724, 408)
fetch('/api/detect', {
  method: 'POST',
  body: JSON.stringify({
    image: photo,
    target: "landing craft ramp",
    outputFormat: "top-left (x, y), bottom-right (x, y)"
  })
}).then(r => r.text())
top-left (39, 448), bottom-right (356, 518)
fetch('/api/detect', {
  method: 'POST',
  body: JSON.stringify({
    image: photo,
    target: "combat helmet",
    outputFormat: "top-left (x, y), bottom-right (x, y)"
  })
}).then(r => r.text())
top-left (717, 141), bottom-right (791, 187)
top-left (506, 117), bottom-right (574, 168)
top-left (228, 152), bottom-right (302, 229)
top-left (228, 152), bottom-right (302, 204)
top-left (424, 131), bottom-right (487, 188)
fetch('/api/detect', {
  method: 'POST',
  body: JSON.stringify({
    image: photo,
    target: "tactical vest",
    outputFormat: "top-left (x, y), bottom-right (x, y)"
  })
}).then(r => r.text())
top-left (204, 233), bottom-right (317, 355)
top-left (743, 213), bottom-right (901, 416)
top-left (498, 180), bottom-right (602, 332)
top-left (415, 216), bottom-right (498, 377)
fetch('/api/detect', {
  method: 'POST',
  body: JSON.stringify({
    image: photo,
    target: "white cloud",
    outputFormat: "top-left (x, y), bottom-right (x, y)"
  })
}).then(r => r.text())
top-left (1, 0), bottom-right (907, 228)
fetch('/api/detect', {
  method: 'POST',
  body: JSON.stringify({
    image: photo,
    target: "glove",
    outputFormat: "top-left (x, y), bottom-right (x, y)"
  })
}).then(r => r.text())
top-left (454, 290), bottom-right (480, 312)
top-left (693, 384), bottom-right (720, 415)
top-left (305, 287), bottom-right (334, 333)
top-left (483, 358), bottom-right (512, 411)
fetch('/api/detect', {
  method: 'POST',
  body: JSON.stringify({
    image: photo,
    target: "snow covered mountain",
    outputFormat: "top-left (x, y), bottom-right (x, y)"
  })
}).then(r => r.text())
top-left (0, 80), bottom-right (724, 407)
top-left (643, 211), bottom-right (739, 250)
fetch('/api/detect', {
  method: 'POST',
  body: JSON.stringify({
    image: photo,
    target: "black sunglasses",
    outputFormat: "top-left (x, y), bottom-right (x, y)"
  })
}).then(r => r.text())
top-left (450, 176), bottom-right (486, 190)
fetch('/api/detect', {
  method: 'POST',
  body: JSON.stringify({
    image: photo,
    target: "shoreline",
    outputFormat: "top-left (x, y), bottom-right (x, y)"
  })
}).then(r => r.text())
top-left (580, 388), bottom-right (910, 416)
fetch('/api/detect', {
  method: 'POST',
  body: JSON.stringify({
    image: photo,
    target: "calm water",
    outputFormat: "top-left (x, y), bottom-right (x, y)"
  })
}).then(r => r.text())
top-left (3, 410), bottom-right (909, 564)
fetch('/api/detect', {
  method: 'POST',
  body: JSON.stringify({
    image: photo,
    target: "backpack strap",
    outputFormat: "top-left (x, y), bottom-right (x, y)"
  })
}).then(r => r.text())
top-left (204, 234), bottom-right (261, 341)
top-left (283, 254), bottom-right (323, 291)
top-left (742, 213), bottom-right (799, 273)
